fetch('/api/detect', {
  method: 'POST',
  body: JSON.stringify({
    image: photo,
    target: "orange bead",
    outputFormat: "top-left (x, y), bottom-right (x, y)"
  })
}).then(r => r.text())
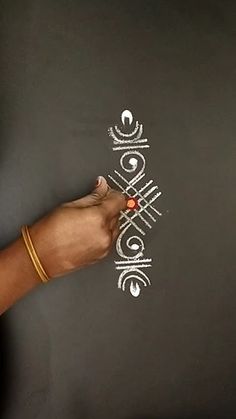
top-left (126, 197), bottom-right (139, 210)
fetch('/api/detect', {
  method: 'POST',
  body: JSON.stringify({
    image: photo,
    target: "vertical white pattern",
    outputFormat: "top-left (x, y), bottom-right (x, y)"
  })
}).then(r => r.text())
top-left (108, 110), bottom-right (163, 297)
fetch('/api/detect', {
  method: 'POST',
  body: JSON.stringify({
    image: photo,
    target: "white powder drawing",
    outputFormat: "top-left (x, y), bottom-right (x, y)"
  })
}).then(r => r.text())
top-left (108, 110), bottom-right (162, 297)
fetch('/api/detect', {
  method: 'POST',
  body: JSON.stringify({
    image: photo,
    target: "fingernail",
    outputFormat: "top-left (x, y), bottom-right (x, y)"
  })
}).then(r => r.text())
top-left (95, 176), bottom-right (102, 187)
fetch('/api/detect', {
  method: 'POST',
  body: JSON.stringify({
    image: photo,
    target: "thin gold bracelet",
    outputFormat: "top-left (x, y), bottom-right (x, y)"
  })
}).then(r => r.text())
top-left (21, 225), bottom-right (50, 283)
top-left (21, 225), bottom-right (49, 283)
top-left (24, 225), bottom-right (50, 281)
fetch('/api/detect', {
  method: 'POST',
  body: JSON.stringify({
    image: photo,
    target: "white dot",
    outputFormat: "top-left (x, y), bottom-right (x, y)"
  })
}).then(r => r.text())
top-left (130, 281), bottom-right (140, 297)
top-left (129, 157), bottom-right (137, 166)
top-left (121, 109), bottom-right (133, 125)
top-left (131, 244), bottom-right (139, 250)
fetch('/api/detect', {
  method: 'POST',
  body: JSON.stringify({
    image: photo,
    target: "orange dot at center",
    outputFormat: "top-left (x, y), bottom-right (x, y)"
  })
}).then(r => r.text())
top-left (126, 197), bottom-right (139, 210)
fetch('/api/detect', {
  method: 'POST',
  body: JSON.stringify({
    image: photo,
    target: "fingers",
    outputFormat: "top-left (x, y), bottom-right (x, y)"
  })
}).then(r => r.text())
top-left (111, 223), bottom-right (120, 242)
top-left (62, 175), bottom-right (127, 221)
top-left (109, 214), bottom-right (121, 245)
top-left (62, 176), bottom-right (109, 208)
top-left (93, 176), bottom-right (110, 199)
top-left (78, 176), bottom-right (109, 207)
top-left (101, 189), bottom-right (127, 220)
top-left (110, 215), bottom-right (119, 230)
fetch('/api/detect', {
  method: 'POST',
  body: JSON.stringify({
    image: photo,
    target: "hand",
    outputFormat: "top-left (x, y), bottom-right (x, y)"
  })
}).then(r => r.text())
top-left (28, 176), bottom-right (126, 279)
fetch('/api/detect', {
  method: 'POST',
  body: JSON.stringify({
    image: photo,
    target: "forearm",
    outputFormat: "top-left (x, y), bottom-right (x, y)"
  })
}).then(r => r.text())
top-left (0, 178), bottom-right (126, 315)
top-left (0, 235), bottom-right (41, 315)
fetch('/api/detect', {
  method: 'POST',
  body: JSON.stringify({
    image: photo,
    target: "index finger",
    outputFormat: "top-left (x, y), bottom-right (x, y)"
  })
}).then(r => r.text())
top-left (101, 189), bottom-right (127, 219)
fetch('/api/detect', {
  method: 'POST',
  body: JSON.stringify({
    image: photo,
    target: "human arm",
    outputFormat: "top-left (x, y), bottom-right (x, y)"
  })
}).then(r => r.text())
top-left (0, 176), bottom-right (126, 315)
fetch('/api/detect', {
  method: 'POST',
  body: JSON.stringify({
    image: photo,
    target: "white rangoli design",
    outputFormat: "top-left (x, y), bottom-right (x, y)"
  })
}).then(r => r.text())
top-left (108, 109), bottom-right (163, 298)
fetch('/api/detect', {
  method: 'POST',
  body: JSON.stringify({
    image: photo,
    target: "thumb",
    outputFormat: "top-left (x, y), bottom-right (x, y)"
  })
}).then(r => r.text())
top-left (63, 176), bottom-right (110, 208)
top-left (92, 176), bottom-right (110, 199)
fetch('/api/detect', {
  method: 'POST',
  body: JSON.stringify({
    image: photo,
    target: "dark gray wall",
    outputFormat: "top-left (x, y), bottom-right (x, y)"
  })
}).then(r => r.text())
top-left (0, 1), bottom-right (236, 418)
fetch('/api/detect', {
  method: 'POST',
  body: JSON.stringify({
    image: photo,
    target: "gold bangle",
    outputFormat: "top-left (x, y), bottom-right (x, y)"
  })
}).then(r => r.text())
top-left (21, 225), bottom-right (49, 283)
top-left (24, 226), bottom-right (49, 281)
top-left (21, 225), bottom-right (50, 283)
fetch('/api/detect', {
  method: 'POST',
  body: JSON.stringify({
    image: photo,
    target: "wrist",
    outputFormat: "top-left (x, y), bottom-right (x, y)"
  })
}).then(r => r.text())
top-left (0, 234), bottom-right (41, 314)
top-left (28, 219), bottom-right (59, 280)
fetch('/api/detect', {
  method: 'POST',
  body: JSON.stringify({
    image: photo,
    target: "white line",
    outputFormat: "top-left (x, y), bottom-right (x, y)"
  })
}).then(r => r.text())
top-left (143, 186), bottom-right (159, 198)
top-left (119, 180), bottom-right (157, 223)
top-left (108, 172), bottom-right (145, 193)
top-left (108, 124), bottom-right (144, 143)
top-left (120, 196), bottom-right (161, 229)
top-left (133, 208), bottom-right (152, 229)
top-left (115, 258), bottom-right (152, 264)
top-left (113, 139), bottom-right (148, 145)
top-left (140, 191), bottom-right (162, 211)
top-left (114, 121), bottom-right (140, 138)
top-left (121, 193), bottom-right (162, 228)
top-left (119, 182), bottom-right (157, 223)
top-left (120, 215), bottom-right (151, 230)
top-left (115, 170), bottom-right (162, 216)
top-left (119, 198), bottom-right (157, 224)
top-left (114, 123), bottom-right (143, 139)
top-left (113, 145), bottom-right (149, 151)
top-left (130, 172), bottom-right (146, 187)
top-left (116, 264), bottom-right (152, 270)
top-left (110, 171), bottom-right (157, 225)
top-left (115, 171), bottom-right (161, 217)
top-left (137, 203), bottom-right (157, 222)
top-left (119, 206), bottom-right (156, 224)
top-left (111, 172), bottom-right (145, 196)
top-left (139, 180), bottom-right (153, 194)
top-left (121, 275), bottom-right (148, 291)
top-left (108, 177), bottom-right (146, 235)
top-left (120, 208), bottom-right (155, 230)
top-left (119, 210), bottom-right (145, 235)
top-left (108, 174), bottom-right (125, 193)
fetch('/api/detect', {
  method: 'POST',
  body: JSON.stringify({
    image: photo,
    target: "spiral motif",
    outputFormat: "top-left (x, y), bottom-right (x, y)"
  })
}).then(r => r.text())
top-left (116, 223), bottom-right (145, 260)
top-left (120, 150), bottom-right (145, 185)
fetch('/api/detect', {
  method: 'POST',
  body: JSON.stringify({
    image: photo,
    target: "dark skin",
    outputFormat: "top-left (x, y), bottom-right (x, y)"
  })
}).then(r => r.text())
top-left (0, 176), bottom-right (127, 315)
